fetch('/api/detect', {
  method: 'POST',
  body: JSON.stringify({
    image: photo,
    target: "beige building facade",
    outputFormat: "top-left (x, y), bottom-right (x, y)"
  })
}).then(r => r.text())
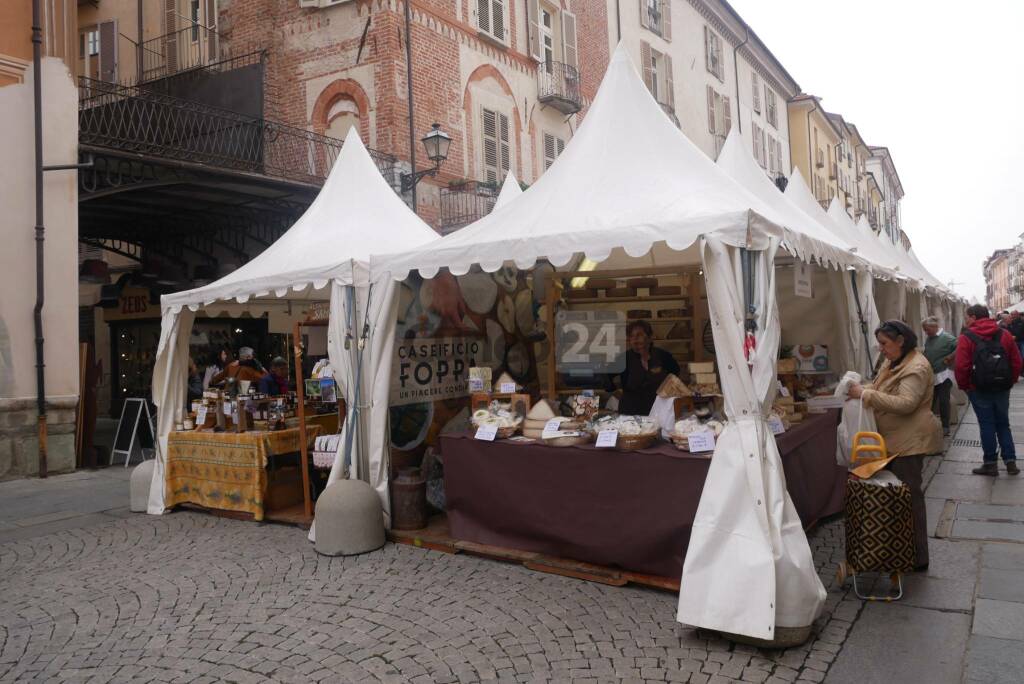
top-left (0, 0), bottom-right (81, 478)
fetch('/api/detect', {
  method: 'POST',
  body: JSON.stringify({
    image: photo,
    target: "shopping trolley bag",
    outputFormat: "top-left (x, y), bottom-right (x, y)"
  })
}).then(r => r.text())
top-left (839, 432), bottom-right (915, 600)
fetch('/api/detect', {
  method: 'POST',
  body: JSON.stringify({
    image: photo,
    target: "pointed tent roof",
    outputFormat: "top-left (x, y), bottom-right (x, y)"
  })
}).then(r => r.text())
top-left (783, 170), bottom-right (894, 278)
top-left (854, 214), bottom-right (931, 289)
top-left (715, 129), bottom-right (860, 270)
top-left (493, 171), bottom-right (523, 210)
top-left (372, 44), bottom-right (786, 281)
top-left (826, 198), bottom-right (904, 277)
top-left (162, 129), bottom-right (438, 312)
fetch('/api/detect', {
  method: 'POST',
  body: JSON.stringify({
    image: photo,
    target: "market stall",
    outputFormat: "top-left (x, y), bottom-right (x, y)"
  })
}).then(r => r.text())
top-left (371, 45), bottom-right (852, 642)
top-left (149, 129), bottom-right (438, 527)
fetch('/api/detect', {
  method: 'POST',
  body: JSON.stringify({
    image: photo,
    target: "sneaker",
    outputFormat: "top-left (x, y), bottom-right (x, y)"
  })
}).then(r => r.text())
top-left (1008, 462), bottom-right (1020, 476)
top-left (972, 463), bottom-right (1000, 477)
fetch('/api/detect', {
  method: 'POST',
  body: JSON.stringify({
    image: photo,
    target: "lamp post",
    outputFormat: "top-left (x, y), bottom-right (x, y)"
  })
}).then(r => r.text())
top-left (400, 123), bottom-right (452, 194)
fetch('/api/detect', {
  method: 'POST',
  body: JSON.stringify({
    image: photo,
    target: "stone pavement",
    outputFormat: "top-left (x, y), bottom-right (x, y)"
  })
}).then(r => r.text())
top-left (1, 390), bottom-right (1023, 683)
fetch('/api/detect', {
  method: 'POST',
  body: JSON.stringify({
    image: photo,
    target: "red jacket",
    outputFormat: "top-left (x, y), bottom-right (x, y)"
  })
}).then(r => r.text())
top-left (955, 318), bottom-right (1023, 391)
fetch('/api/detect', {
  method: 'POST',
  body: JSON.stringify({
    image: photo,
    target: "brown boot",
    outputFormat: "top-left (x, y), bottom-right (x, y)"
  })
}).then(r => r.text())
top-left (1008, 461), bottom-right (1020, 476)
top-left (973, 463), bottom-right (999, 476)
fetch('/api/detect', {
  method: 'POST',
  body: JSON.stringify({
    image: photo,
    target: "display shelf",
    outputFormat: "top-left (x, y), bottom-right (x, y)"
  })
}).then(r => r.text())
top-left (566, 295), bottom-right (692, 304)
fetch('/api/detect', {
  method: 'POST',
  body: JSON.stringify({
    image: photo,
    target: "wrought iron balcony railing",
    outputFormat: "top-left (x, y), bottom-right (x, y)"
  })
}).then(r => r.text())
top-left (537, 61), bottom-right (582, 115)
top-left (439, 181), bottom-right (499, 234)
top-left (140, 24), bottom-right (225, 82)
top-left (78, 77), bottom-right (396, 187)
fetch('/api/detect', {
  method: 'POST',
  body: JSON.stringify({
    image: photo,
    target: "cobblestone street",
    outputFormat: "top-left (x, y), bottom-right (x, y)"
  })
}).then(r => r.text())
top-left (0, 495), bottom-right (856, 683)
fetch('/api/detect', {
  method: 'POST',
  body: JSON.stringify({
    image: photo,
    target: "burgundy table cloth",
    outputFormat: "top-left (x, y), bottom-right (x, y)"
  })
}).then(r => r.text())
top-left (441, 409), bottom-right (844, 579)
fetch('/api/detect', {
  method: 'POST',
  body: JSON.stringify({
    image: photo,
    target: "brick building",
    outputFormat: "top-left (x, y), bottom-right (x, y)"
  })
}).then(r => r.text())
top-left (216, 0), bottom-right (609, 230)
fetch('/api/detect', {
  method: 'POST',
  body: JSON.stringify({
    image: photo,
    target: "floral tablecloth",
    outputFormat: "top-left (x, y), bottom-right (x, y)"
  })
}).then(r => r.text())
top-left (165, 426), bottom-right (320, 520)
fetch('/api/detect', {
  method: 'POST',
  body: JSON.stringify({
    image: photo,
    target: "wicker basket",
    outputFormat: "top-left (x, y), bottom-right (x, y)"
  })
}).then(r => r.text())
top-left (616, 432), bottom-right (659, 450)
top-left (542, 432), bottom-right (594, 447)
top-left (495, 425), bottom-right (519, 439)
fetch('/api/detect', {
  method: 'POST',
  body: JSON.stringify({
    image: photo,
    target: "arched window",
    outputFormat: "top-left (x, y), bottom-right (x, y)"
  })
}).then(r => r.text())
top-left (325, 98), bottom-right (360, 140)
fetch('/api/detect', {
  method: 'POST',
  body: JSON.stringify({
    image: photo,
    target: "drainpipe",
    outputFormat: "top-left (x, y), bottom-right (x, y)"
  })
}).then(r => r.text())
top-left (615, 0), bottom-right (622, 43)
top-left (732, 26), bottom-right (749, 133)
top-left (403, 0), bottom-right (418, 213)
top-left (31, 0), bottom-right (47, 478)
top-left (137, 0), bottom-right (144, 82)
top-left (805, 106), bottom-right (813, 195)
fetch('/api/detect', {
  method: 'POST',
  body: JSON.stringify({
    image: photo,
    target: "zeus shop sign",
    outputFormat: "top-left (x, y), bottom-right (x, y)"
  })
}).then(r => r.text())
top-left (390, 337), bottom-right (482, 406)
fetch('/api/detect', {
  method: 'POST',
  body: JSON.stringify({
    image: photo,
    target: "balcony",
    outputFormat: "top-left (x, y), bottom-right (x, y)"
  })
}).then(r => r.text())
top-left (537, 61), bottom-right (582, 115)
top-left (140, 24), bottom-right (226, 82)
top-left (439, 181), bottom-right (499, 234)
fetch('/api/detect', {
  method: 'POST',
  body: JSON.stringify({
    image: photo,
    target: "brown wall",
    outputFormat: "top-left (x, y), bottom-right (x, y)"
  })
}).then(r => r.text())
top-left (0, 0), bottom-right (77, 86)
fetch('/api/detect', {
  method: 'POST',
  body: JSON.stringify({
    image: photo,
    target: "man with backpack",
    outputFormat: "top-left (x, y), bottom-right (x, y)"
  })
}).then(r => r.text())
top-left (955, 304), bottom-right (1023, 476)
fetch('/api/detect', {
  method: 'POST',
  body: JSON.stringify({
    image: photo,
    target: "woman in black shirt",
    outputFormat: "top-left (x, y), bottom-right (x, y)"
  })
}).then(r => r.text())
top-left (616, 320), bottom-right (680, 415)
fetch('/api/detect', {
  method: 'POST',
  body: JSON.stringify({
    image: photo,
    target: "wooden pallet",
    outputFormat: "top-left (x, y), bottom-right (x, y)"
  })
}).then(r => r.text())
top-left (387, 514), bottom-right (681, 592)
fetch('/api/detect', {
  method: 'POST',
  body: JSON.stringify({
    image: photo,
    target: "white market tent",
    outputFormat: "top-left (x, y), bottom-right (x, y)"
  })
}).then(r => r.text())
top-left (372, 44), bottom-right (828, 641)
top-left (149, 129), bottom-right (439, 521)
top-left (493, 171), bottom-right (524, 210)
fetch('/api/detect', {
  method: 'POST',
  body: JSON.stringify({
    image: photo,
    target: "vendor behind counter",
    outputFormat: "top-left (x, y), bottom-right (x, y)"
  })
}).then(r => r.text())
top-left (615, 320), bottom-right (680, 415)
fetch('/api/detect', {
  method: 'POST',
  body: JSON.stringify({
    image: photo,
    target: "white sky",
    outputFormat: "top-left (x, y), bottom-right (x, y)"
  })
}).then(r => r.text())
top-left (728, 0), bottom-right (1024, 303)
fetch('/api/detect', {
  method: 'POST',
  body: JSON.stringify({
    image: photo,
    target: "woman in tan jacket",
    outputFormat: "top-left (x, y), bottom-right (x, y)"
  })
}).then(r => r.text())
top-left (848, 320), bottom-right (943, 570)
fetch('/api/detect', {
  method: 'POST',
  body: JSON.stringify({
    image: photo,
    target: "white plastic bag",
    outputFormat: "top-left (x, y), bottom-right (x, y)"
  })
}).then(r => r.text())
top-left (836, 371), bottom-right (878, 467)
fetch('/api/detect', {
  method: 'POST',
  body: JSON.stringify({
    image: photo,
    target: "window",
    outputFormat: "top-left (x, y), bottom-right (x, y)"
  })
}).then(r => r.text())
top-left (752, 123), bottom-right (764, 168)
top-left (767, 134), bottom-right (778, 174)
top-left (706, 85), bottom-right (731, 137)
top-left (640, 0), bottom-right (671, 39)
top-left (325, 98), bottom-right (360, 140)
top-left (540, 7), bottom-right (554, 71)
top-left (764, 86), bottom-right (778, 128)
top-left (641, 42), bottom-right (674, 110)
top-left (543, 132), bottom-right (565, 170)
top-left (84, 30), bottom-right (99, 57)
top-left (477, 0), bottom-right (508, 43)
top-left (751, 72), bottom-right (761, 114)
top-left (704, 26), bottom-right (723, 80)
top-left (191, 0), bottom-right (201, 41)
top-left (482, 107), bottom-right (511, 183)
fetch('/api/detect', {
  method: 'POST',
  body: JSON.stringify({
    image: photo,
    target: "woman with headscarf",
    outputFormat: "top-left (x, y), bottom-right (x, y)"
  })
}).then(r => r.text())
top-left (847, 320), bottom-right (943, 570)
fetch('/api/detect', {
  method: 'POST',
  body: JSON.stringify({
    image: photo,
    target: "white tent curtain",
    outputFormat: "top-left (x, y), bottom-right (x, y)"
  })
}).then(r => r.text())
top-left (148, 307), bottom-right (196, 514)
top-left (678, 236), bottom-right (826, 640)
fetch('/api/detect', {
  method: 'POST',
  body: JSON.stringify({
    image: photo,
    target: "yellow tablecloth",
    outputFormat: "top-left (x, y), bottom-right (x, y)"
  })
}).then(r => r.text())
top-left (165, 426), bottom-right (320, 520)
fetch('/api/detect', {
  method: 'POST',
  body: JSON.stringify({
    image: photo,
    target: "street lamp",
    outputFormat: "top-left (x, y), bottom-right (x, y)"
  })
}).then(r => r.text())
top-left (401, 123), bottom-right (452, 193)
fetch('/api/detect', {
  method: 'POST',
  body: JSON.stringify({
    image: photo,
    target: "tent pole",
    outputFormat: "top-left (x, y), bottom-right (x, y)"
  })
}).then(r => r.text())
top-left (849, 271), bottom-right (874, 379)
top-left (293, 322), bottom-right (313, 518)
top-left (341, 286), bottom-right (362, 478)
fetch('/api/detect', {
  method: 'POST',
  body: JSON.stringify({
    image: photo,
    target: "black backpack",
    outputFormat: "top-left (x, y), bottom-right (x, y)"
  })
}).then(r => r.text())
top-left (965, 330), bottom-right (1014, 391)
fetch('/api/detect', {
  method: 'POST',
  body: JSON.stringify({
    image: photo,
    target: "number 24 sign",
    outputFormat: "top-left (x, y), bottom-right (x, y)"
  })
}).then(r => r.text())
top-left (555, 310), bottom-right (626, 374)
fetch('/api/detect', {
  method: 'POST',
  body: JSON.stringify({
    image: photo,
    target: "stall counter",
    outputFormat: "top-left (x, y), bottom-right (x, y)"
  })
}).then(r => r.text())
top-left (440, 409), bottom-right (843, 579)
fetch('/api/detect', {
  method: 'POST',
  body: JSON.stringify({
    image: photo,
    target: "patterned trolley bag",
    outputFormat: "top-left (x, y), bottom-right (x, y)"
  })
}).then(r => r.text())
top-left (838, 431), bottom-right (915, 601)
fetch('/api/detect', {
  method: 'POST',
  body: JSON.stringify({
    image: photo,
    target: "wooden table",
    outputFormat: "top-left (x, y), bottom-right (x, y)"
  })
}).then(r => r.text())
top-left (165, 426), bottom-right (320, 521)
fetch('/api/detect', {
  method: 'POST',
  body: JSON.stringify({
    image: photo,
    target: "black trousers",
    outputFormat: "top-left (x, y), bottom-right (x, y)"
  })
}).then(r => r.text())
top-left (932, 378), bottom-right (952, 429)
top-left (886, 455), bottom-right (928, 567)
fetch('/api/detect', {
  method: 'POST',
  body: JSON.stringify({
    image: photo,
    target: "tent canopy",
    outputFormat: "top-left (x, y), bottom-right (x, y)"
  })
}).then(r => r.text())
top-left (162, 129), bottom-right (438, 313)
top-left (493, 171), bottom-right (523, 210)
top-left (715, 130), bottom-right (861, 271)
top-left (372, 45), bottom-right (799, 283)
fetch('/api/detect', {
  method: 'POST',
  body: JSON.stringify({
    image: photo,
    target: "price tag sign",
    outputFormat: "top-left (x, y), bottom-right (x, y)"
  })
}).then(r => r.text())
top-left (474, 424), bottom-right (498, 441)
top-left (468, 377), bottom-right (485, 392)
top-left (542, 418), bottom-right (565, 438)
top-left (223, 402), bottom-right (233, 416)
top-left (768, 415), bottom-right (786, 435)
top-left (688, 431), bottom-right (716, 453)
top-left (595, 429), bottom-right (619, 448)
top-left (196, 407), bottom-right (208, 425)
top-left (777, 382), bottom-right (790, 398)
top-left (499, 382), bottom-right (517, 394)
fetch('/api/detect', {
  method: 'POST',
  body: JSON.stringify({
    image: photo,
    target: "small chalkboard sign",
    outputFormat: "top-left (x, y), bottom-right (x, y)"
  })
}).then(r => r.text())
top-left (112, 398), bottom-right (156, 467)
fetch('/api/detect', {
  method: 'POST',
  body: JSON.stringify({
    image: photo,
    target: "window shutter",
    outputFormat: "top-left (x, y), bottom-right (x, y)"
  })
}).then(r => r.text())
top-left (561, 10), bottom-right (578, 70)
top-left (527, 0), bottom-right (541, 60)
top-left (704, 26), bottom-right (711, 74)
top-left (707, 85), bottom-right (716, 135)
top-left (641, 41), bottom-right (653, 93)
top-left (751, 124), bottom-right (760, 165)
top-left (768, 135), bottom-right (777, 173)
top-left (722, 95), bottom-right (732, 134)
top-left (752, 72), bottom-right (760, 113)
top-left (492, 0), bottom-right (506, 41)
top-left (544, 133), bottom-right (555, 170)
top-left (482, 108), bottom-right (498, 182)
top-left (99, 19), bottom-right (117, 82)
top-left (778, 139), bottom-right (785, 174)
top-left (477, 0), bottom-right (491, 34)
top-left (663, 55), bottom-right (674, 109)
top-left (498, 111), bottom-right (510, 178)
top-left (639, 0), bottom-right (649, 29)
top-left (661, 0), bottom-right (671, 40)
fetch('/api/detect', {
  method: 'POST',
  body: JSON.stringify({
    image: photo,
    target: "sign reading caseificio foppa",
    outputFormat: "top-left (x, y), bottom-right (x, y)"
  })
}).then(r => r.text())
top-left (390, 337), bottom-right (481, 406)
